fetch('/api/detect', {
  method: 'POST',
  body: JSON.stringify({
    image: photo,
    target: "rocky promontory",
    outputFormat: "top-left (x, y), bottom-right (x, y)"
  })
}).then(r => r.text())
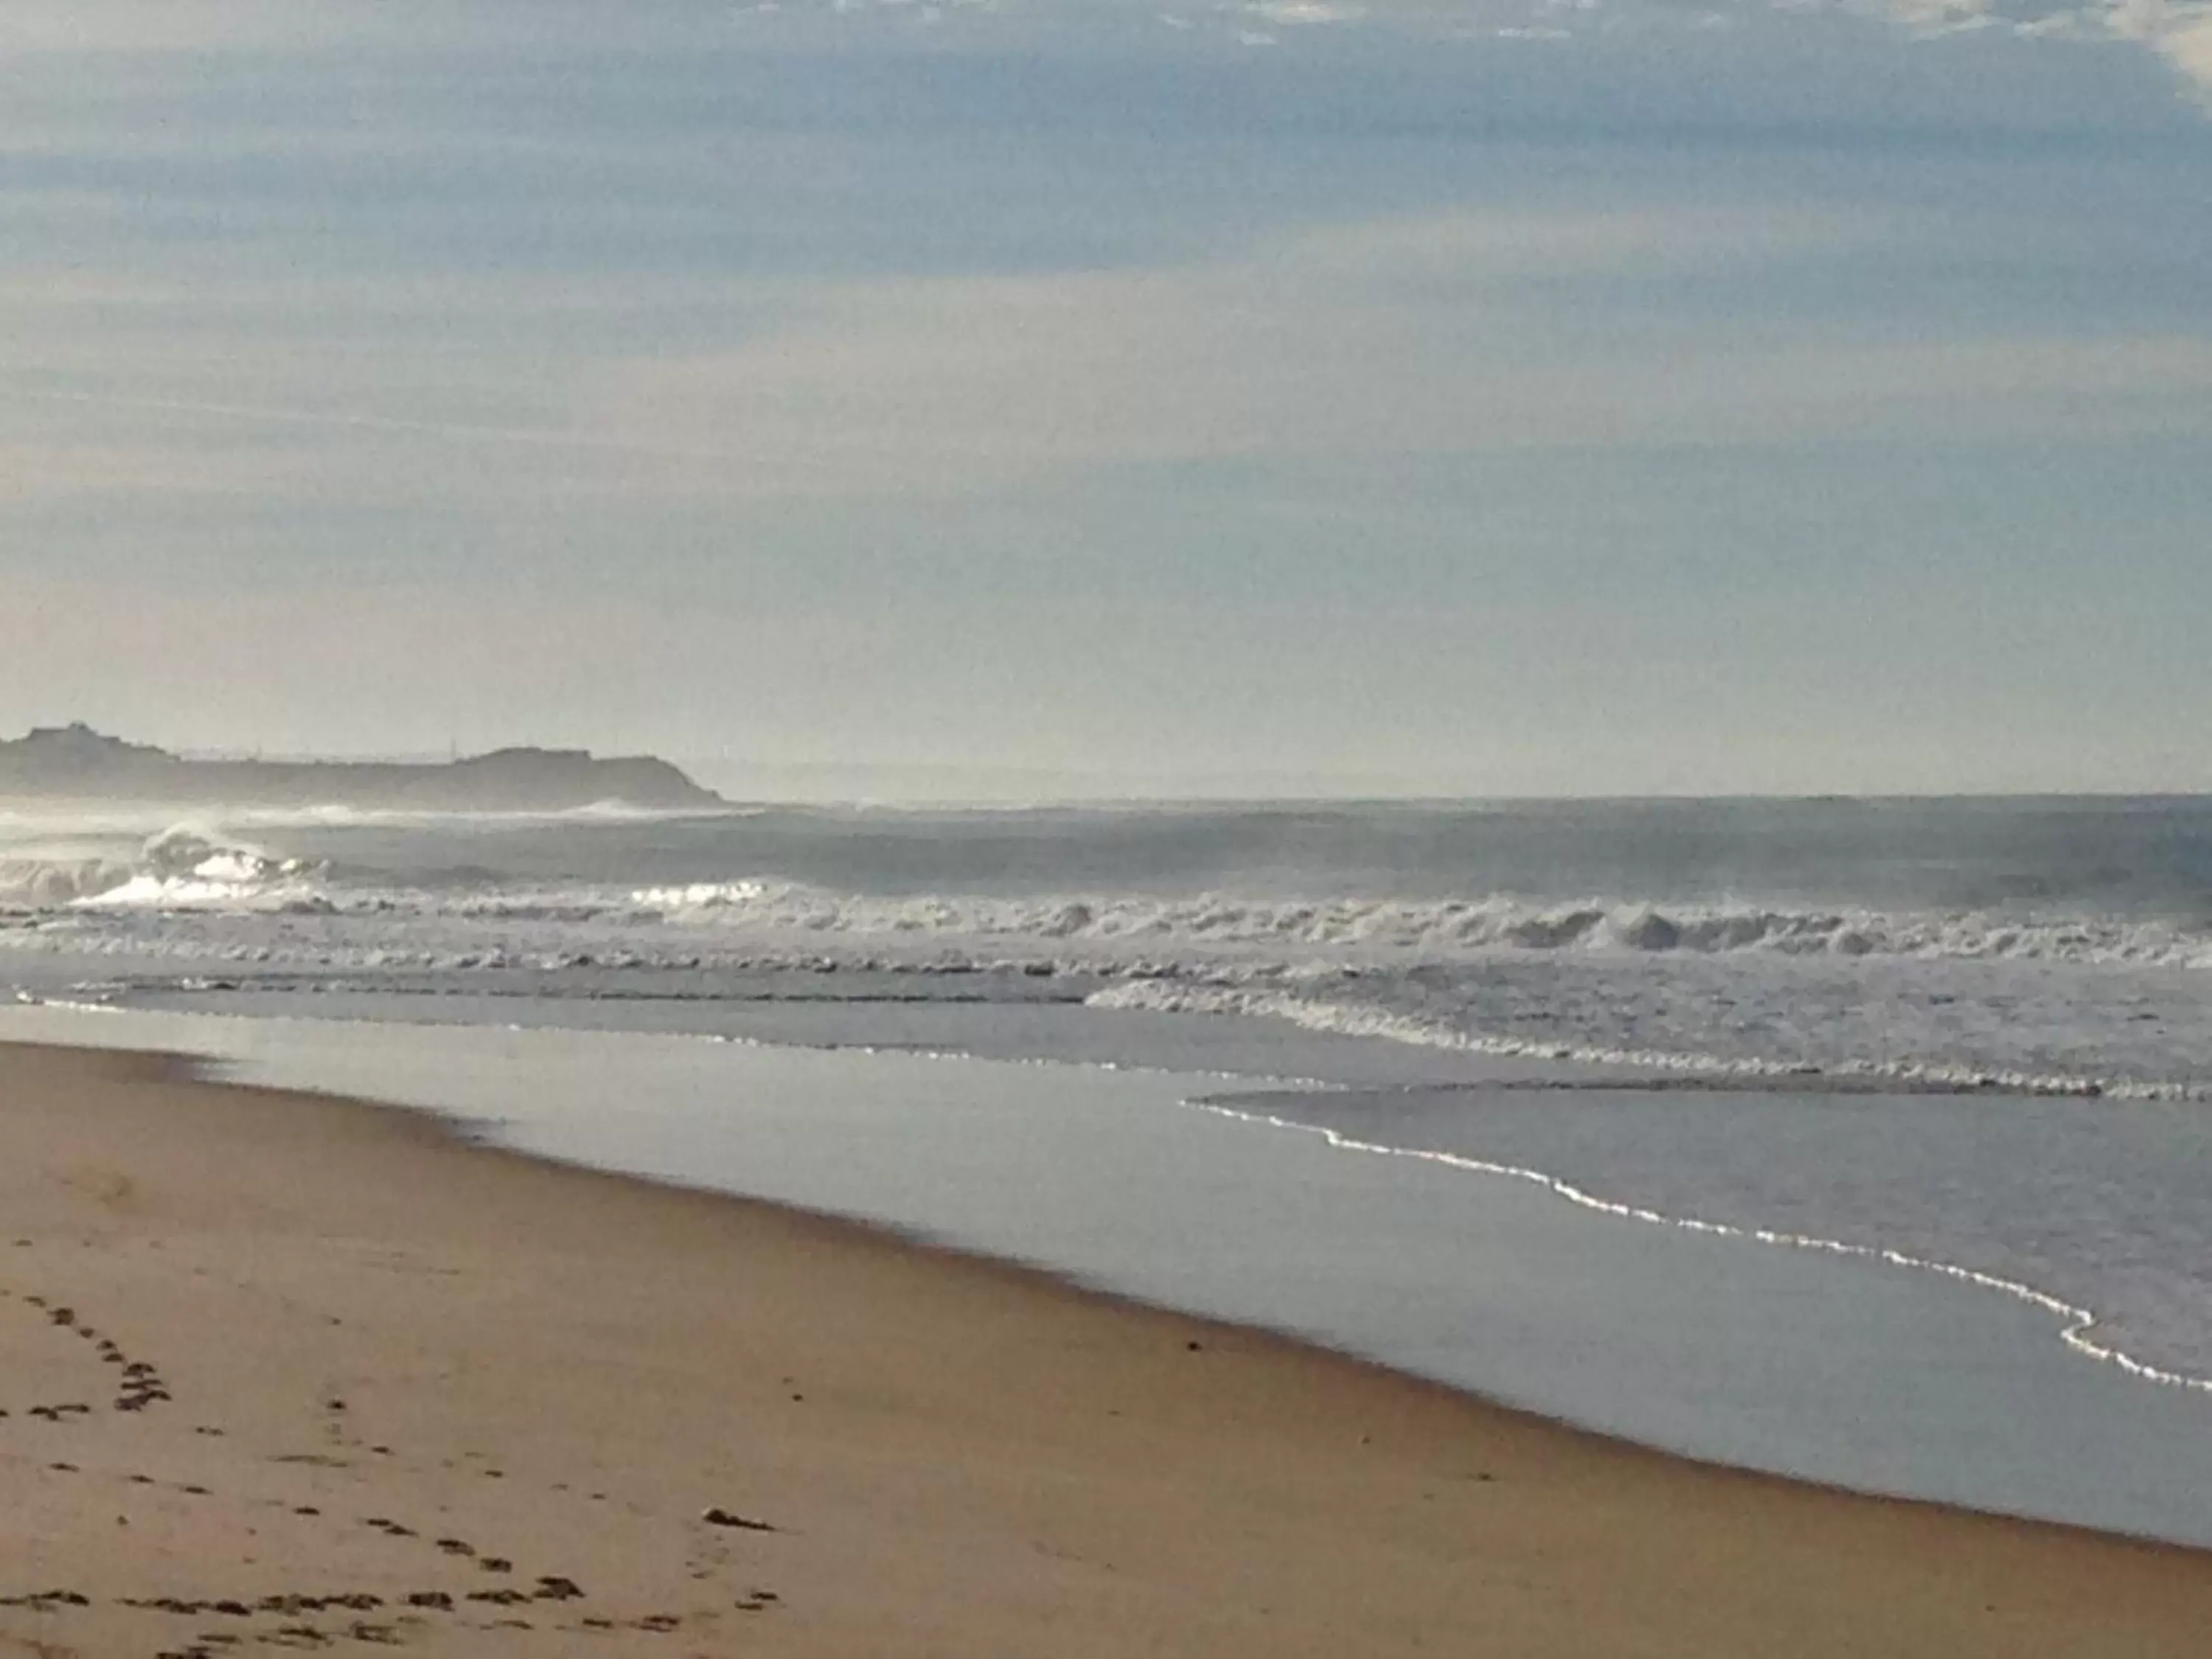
top-left (0, 725), bottom-right (724, 812)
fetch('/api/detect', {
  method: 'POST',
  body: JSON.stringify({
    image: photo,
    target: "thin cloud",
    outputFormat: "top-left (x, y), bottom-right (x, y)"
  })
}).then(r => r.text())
top-left (1239, 1), bottom-right (1369, 23)
top-left (24, 205), bottom-right (2194, 512)
top-left (0, 437), bottom-right (297, 504)
top-left (12, 389), bottom-right (697, 459)
top-left (13, 0), bottom-right (2212, 109)
top-left (583, 207), bottom-right (2212, 502)
top-left (2134, 4), bottom-right (2212, 90)
top-left (0, 1), bottom-right (368, 54)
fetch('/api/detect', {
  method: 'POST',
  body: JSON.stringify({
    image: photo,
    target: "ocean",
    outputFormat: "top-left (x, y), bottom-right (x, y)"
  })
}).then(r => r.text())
top-left (8, 795), bottom-right (2212, 1094)
top-left (5, 794), bottom-right (2212, 1536)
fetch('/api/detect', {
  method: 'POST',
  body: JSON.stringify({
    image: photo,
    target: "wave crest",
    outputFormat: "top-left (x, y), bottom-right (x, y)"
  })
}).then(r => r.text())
top-left (622, 885), bottom-right (2212, 970)
top-left (10, 860), bottom-right (2212, 971)
top-left (1086, 978), bottom-right (2197, 1101)
top-left (0, 824), bottom-right (333, 914)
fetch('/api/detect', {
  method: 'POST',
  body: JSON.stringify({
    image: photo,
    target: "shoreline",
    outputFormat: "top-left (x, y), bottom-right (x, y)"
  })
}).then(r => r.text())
top-left (7, 1040), bottom-right (2212, 1655)
top-left (1186, 1091), bottom-right (2212, 1399)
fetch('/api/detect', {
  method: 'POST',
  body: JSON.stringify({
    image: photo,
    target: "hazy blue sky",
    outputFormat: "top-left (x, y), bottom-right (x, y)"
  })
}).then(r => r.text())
top-left (4, 0), bottom-right (2210, 796)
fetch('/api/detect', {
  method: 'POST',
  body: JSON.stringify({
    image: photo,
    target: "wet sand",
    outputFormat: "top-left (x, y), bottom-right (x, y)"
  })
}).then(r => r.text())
top-left (4, 1043), bottom-right (2212, 1658)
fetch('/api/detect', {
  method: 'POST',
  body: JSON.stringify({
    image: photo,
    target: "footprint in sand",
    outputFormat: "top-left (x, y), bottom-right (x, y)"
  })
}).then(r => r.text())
top-left (0, 1282), bottom-right (175, 1419)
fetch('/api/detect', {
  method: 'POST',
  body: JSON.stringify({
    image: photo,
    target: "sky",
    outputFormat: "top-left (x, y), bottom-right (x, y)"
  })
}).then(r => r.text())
top-left (3, 0), bottom-right (2210, 799)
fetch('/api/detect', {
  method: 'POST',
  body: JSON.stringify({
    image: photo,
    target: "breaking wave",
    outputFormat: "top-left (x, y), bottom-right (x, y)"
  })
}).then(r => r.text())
top-left (7, 855), bottom-right (2212, 972)
top-left (619, 884), bottom-right (2212, 970)
top-left (1088, 978), bottom-right (2199, 1101)
top-left (0, 824), bottom-right (330, 912)
top-left (4, 798), bottom-right (2210, 1103)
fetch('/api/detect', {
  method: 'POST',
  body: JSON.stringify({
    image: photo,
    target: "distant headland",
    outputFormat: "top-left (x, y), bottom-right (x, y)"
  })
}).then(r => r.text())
top-left (0, 725), bottom-right (725, 813)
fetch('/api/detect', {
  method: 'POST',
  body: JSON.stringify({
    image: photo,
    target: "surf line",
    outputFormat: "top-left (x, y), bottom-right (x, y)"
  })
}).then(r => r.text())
top-left (1089, 982), bottom-right (2202, 1103)
top-left (1183, 1095), bottom-right (2212, 1397)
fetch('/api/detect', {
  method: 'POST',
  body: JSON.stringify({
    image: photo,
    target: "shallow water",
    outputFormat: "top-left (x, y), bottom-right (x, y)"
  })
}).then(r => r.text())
top-left (8, 1003), bottom-right (2212, 1548)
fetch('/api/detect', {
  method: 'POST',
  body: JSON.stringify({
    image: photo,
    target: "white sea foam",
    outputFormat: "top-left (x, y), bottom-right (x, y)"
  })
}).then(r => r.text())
top-left (9, 852), bottom-right (2212, 1094)
top-left (623, 883), bottom-right (2212, 970)
top-left (5, 797), bottom-right (2212, 1103)
top-left (1186, 1095), bottom-right (2212, 1394)
top-left (0, 824), bottom-right (332, 914)
top-left (9, 817), bottom-right (2211, 975)
top-left (0, 855), bottom-right (134, 906)
top-left (1087, 976), bottom-right (2212, 1099)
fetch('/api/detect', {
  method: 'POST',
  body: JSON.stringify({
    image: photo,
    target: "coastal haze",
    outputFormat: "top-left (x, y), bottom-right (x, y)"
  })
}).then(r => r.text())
top-left (7, 3), bottom-right (2212, 1655)
top-left (4, 0), bottom-right (2211, 796)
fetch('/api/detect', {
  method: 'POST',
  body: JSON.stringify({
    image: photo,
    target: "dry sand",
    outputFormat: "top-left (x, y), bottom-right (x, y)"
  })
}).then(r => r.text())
top-left (4, 1040), bottom-right (2212, 1658)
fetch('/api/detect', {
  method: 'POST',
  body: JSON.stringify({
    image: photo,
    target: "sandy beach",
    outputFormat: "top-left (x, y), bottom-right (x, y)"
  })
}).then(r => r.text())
top-left (4, 1043), bottom-right (2211, 1658)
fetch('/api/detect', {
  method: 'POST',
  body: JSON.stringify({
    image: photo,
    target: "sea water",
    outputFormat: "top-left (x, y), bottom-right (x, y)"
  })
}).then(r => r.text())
top-left (4, 796), bottom-right (2212, 1532)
